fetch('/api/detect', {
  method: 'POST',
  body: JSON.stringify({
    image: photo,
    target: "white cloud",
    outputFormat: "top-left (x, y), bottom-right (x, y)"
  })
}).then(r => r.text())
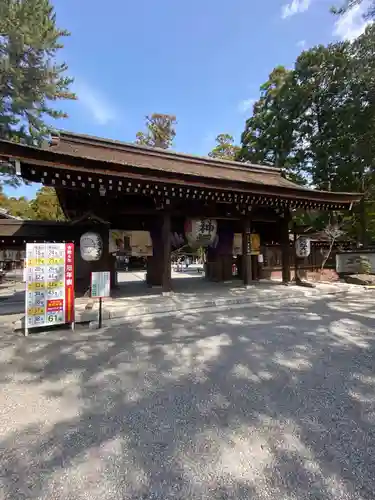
top-left (238, 98), bottom-right (255, 113)
top-left (297, 39), bottom-right (306, 48)
top-left (333, 0), bottom-right (372, 40)
top-left (281, 0), bottom-right (311, 19)
top-left (74, 80), bottom-right (116, 125)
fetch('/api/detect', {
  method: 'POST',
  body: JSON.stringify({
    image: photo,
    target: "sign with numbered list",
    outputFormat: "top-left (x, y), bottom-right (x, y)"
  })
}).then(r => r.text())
top-left (25, 243), bottom-right (75, 329)
top-left (91, 271), bottom-right (111, 298)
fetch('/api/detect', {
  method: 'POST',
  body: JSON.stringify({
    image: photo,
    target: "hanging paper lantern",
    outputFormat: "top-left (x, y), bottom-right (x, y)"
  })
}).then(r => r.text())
top-left (80, 232), bottom-right (103, 261)
top-left (184, 219), bottom-right (217, 247)
top-left (296, 237), bottom-right (311, 258)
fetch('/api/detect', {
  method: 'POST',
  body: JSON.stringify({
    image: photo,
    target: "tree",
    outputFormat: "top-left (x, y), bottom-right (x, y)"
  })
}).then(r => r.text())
top-left (0, 0), bottom-right (76, 187)
top-left (238, 30), bottom-right (375, 245)
top-left (0, 185), bottom-right (35, 218)
top-left (208, 134), bottom-right (240, 160)
top-left (321, 224), bottom-right (345, 269)
top-left (237, 66), bottom-right (307, 185)
top-left (135, 113), bottom-right (177, 149)
top-left (0, 185), bottom-right (64, 220)
top-left (30, 187), bottom-right (65, 220)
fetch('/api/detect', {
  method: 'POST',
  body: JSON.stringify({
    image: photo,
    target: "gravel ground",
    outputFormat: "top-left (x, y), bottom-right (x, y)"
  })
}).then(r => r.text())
top-left (0, 292), bottom-right (375, 499)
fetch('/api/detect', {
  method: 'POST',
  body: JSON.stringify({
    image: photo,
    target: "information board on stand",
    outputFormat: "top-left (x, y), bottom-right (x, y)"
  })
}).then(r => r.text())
top-left (25, 243), bottom-right (75, 336)
top-left (91, 271), bottom-right (110, 329)
top-left (91, 271), bottom-right (111, 298)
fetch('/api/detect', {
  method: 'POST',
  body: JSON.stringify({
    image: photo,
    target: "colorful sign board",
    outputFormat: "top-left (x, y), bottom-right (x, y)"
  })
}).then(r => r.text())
top-left (25, 243), bottom-right (75, 332)
top-left (91, 271), bottom-right (111, 298)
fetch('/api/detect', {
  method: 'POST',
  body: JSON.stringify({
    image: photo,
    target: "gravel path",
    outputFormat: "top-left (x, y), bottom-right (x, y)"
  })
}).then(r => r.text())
top-left (0, 292), bottom-right (374, 499)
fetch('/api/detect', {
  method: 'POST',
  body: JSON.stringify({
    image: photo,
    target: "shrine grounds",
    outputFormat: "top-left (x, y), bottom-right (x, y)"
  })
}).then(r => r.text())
top-left (0, 289), bottom-right (375, 499)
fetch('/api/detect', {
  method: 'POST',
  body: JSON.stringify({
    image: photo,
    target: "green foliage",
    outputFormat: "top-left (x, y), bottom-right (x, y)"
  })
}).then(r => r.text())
top-left (238, 26), bottom-right (375, 245)
top-left (30, 186), bottom-right (65, 220)
top-left (237, 66), bottom-right (307, 185)
top-left (208, 134), bottom-right (240, 160)
top-left (0, 0), bottom-right (75, 187)
top-left (0, 185), bottom-right (64, 220)
top-left (135, 113), bottom-right (177, 149)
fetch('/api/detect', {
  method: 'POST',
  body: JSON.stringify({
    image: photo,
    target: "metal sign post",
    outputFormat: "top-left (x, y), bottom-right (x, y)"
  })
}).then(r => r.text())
top-left (91, 271), bottom-right (111, 329)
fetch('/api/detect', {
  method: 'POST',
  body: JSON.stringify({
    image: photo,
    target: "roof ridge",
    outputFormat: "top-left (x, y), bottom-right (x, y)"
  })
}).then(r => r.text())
top-left (56, 130), bottom-right (282, 177)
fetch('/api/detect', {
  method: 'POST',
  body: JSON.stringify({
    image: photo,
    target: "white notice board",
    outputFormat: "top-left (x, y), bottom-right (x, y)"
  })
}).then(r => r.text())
top-left (91, 271), bottom-right (111, 298)
top-left (25, 242), bottom-right (75, 331)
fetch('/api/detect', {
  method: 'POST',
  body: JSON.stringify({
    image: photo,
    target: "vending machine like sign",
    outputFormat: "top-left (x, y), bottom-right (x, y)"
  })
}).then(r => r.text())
top-left (25, 243), bottom-right (75, 335)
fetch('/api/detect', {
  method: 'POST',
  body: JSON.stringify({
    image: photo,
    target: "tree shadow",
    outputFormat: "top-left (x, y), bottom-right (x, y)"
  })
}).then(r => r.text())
top-left (0, 292), bottom-right (374, 499)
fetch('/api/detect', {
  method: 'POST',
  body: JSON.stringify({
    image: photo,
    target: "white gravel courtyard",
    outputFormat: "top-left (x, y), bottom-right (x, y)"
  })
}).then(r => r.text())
top-left (0, 291), bottom-right (374, 499)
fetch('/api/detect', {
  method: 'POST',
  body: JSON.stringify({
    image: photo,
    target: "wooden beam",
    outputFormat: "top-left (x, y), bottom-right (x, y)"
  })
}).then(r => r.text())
top-left (14, 156), bottom-right (357, 208)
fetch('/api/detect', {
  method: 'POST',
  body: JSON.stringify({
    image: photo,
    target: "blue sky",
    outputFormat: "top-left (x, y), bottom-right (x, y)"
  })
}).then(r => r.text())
top-left (5, 0), bottom-right (370, 199)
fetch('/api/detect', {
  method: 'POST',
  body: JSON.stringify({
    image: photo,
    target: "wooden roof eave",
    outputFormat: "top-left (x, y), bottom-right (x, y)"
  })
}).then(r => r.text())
top-left (0, 139), bottom-right (362, 206)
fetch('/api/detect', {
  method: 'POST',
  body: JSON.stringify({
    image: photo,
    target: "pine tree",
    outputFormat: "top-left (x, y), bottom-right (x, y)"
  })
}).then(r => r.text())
top-left (135, 113), bottom-right (177, 149)
top-left (208, 134), bottom-right (240, 160)
top-left (0, 0), bottom-right (75, 186)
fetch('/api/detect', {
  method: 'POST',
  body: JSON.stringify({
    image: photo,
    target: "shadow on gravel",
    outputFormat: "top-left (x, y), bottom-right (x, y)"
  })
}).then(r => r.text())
top-left (0, 292), bottom-right (374, 499)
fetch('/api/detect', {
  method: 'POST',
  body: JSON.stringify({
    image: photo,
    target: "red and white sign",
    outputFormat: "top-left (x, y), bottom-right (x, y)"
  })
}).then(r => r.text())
top-left (25, 243), bottom-right (75, 331)
top-left (65, 242), bottom-right (75, 324)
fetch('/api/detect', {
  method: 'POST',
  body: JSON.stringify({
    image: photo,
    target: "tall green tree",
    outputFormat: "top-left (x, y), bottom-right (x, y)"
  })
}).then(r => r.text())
top-left (293, 43), bottom-right (353, 192)
top-left (238, 30), bottom-right (375, 244)
top-left (237, 66), bottom-right (306, 185)
top-left (208, 133), bottom-right (240, 160)
top-left (0, 0), bottom-right (76, 187)
top-left (135, 113), bottom-right (177, 149)
top-left (30, 186), bottom-right (65, 220)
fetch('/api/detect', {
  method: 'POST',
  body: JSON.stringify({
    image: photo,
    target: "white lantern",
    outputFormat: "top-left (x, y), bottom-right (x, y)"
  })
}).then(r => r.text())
top-left (296, 237), bottom-right (311, 258)
top-left (184, 219), bottom-right (217, 247)
top-left (80, 232), bottom-right (103, 261)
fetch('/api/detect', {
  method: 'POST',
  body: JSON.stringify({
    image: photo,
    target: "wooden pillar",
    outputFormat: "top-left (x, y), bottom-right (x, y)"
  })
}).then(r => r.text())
top-left (161, 211), bottom-right (172, 292)
top-left (242, 218), bottom-right (252, 286)
top-left (293, 227), bottom-right (301, 284)
top-left (281, 208), bottom-right (291, 284)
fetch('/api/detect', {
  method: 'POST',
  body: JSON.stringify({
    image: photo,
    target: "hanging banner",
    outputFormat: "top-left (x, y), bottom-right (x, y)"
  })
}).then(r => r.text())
top-left (185, 219), bottom-right (217, 247)
top-left (250, 233), bottom-right (261, 255)
top-left (25, 243), bottom-right (75, 330)
top-left (296, 237), bottom-right (311, 258)
top-left (232, 233), bottom-right (261, 255)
